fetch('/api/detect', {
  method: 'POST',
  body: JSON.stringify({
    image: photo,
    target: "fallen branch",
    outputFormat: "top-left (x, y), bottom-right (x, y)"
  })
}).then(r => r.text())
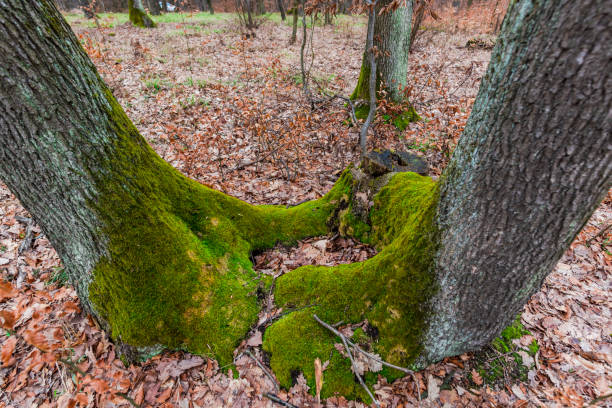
top-left (245, 349), bottom-right (279, 391)
top-left (313, 314), bottom-right (380, 407)
top-left (313, 314), bottom-right (421, 402)
top-left (586, 222), bottom-right (611, 247)
top-left (264, 392), bottom-right (299, 408)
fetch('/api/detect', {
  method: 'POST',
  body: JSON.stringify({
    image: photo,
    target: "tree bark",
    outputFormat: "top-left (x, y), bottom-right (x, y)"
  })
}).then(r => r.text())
top-left (206, 0), bottom-right (215, 14)
top-left (289, 0), bottom-right (298, 44)
top-left (146, 0), bottom-right (161, 15)
top-left (277, 0), bottom-right (286, 20)
top-left (422, 0), bottom-right (611, 364)
top-left (351, 0), bottom-right (413, 103)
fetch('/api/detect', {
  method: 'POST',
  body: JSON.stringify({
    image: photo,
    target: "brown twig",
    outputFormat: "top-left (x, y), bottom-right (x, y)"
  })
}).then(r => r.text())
top-left (264, 392), bottom-right (299, 408)
top-left (586, 222), bottom-right (611, 247)
top-left (245, 349), bottom-right (279, 391)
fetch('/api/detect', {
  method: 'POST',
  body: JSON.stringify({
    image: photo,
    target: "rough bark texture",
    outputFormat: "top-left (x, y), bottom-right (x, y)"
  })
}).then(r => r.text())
top-left (352, 0), bottom-right (413, 102)
top-left (423, 0), bottom-right (612, 364)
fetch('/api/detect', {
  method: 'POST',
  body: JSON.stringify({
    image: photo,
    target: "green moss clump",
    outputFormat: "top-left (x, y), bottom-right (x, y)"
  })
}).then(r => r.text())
top-left (390, 106), bottom-right (421, 130)
top-left (264, 172), bottom-right (440, 399)
top-left (87, 86), bottom-right (355, 366)
top-left (128, 0), bottom-right (156, 28)
top-left (474, 315), bottom-right (539, 385)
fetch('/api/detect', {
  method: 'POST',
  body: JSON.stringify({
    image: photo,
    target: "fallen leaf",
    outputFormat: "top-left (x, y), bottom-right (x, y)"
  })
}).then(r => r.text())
top-left (1, 335), bottom-right (17, 366)
top-left (427, 374), bottom-right (440, 400)
top-left (471, 369), bottom-right (483, 385)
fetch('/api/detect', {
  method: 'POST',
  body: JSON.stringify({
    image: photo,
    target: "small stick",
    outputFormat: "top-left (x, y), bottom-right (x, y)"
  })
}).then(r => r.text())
top-left (264, 392), bottom-right (299, 408)
top-left (340, 328), bottom-right (380, 407)
top-left (314, 314), bottom-right (421, 402)
top-left (586, 222), bottom-right (611, 246)
top-left (245, 349), bottom-right (279, 391)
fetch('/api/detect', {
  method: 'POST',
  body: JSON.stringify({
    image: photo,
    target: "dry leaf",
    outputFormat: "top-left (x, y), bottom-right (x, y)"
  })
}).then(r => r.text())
top-left (471, 369), bottom-right (483, 385)
top-left (1, 335), bottom-right (17, 367)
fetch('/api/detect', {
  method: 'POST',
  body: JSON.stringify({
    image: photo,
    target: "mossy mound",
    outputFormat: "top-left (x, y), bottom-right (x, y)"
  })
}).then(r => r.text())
top-left (87, 87), bottom-right (354, 366)
top-left (263, 172), bottom-right (440, 400)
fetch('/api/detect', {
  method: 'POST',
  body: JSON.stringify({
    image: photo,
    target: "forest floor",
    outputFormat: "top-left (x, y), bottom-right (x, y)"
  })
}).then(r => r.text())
top-left (0, 11), bottom-right (610, 408)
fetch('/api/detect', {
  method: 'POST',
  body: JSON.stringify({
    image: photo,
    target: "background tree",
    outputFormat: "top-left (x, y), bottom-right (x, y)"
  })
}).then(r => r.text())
top-left (351, 0), bottom-right (413, 103)
top-left (129, 0), bottom-right (156, 27)
top-left (0, 0), bottom-right (609, 401)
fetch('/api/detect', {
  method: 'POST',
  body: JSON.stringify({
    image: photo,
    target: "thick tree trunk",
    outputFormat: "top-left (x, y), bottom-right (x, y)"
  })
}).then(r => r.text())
top-left (422, 0), bottom-right (611, 364)
top-left (351, 0), bottom-right (413, 103)
top-left (206, 0), bottom-right (214, 14)
top-left (129, 0), bottom-right (156, 27)
top-left (0, 0), bottom-right (345, 365)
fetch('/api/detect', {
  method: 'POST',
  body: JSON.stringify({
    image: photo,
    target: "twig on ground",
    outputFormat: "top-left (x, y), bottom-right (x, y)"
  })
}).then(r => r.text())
top-left (313, 314), bottom-right (381, 407)
top-left (264, 392), bottom-right (299, 408)
top-left (586, 222), bottom-right (611, 247)
top-left (341, 327), bottom-right (380, 407)
top-left (245, 349), bottom-right (279, 391)
top-left (314, 314), bottom-right (422, 402)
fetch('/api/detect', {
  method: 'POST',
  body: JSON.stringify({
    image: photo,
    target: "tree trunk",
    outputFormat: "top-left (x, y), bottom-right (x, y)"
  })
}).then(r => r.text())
top-left (422, 0), bottom-right (611, 364)
top-left (277, 0), bottom-right (286, 20)
top-left (129, 0), bottom-right (156, 27)
top-left (0, 0), bottom-right (345, 365)
top-left (351, 0), bottom-right (413, 103)
top-left (289, 0), bottom-right (298, 44)
top-left (206, 0), bottom-right (214, 14)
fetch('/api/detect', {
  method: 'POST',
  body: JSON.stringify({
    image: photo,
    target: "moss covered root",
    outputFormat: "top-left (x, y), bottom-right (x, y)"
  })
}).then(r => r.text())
top-left (88, 88), bottom-right (354, 366)
top-left (263, 172), bottom-right (440, 400)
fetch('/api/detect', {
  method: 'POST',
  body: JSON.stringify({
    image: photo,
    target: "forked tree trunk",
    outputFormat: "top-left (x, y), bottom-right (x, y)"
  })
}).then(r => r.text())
top-left (0, 0), bottom-right (610, 401)
top-left (351, 0), bottom-right (413, 102)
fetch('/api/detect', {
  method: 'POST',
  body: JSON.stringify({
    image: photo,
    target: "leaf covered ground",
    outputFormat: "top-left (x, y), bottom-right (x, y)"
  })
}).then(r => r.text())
top-left (0, 10), bottom-right (610, 408)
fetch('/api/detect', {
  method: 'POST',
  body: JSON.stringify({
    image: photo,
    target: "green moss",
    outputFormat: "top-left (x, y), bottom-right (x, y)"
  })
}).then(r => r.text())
top-left (350, 53), bottom-right (380, 102)
top-left (474, 315), bottom-right (539, 385)
top-left (87, 87), bottom-right (355, 366)
top-left (390, 106), bottom-right (421, 130)
top-left (264, 172), bottom-right (440, 399)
